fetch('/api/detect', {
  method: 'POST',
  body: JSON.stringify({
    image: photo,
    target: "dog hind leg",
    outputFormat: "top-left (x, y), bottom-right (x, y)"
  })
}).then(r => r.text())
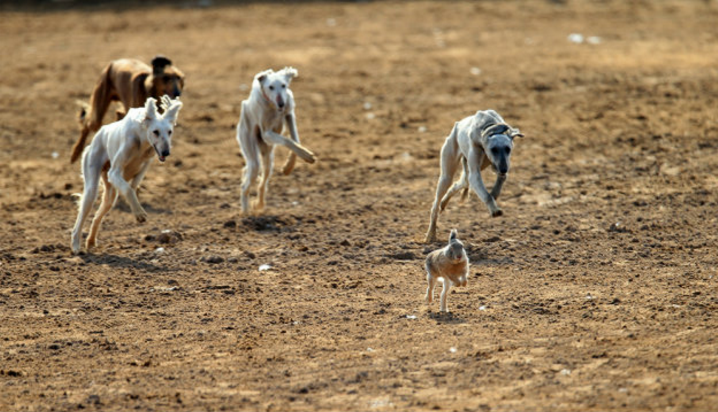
top-left (439, 157), bottom-right (469, 211)
top-left (425, 134), bottom-right (460, 243)
top-left (238, 122), bottom-right (261, 215)
top-left (255, 146), bottom-right (275, 211)
top-left (86, 172), bottom-right (117, 250)
top-left (71, 154), bottom-right (102, 254)
top-left (71, 64), bottom-right (115, 164)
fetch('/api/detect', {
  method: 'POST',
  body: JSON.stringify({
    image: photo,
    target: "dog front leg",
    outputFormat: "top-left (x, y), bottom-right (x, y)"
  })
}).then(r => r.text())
top-left (467, 149), bottom-right (502, 217)
top-left (490, 173), bottom-right (507, 200)
top-left (108, 147), bottom-right (147, 223)
top-left (262, 130), bottom-right (316, 164)
top-left (281, 113), bottom-right (300, 175)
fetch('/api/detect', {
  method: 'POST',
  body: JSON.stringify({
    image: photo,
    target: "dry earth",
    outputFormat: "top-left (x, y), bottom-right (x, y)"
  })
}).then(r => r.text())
top-left (1, 1), bottom-right (718, 411)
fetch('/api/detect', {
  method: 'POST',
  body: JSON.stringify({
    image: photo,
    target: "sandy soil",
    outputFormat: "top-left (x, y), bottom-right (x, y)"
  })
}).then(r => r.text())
top-left (1, 1), bottom-right (718, 410)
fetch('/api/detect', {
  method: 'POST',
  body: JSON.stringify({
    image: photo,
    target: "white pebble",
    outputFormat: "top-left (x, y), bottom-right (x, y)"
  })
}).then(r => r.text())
top-left (154, 247), bottom-right (165, 254)
top-left (449, 347), bottom-right (457, 353)
top-left (470, 67), bottom-right (482, 76)
top-left (258, 264), bottom-right (272, 271)
top-left (560, 369), bottom-right (571, 376)
top-left (568, 33), bottom-right (584, 44)
top-left (479, 305), bottom-right (487, 311)
top-left (406, 315), bottom-right (417, 320)
top-left (367, 347), bottom-right (375, 352)
top-left (51, 151), bottom-right (59, 159)
top-left (587, 36), bottom-right (602, 45)
top-left (365, 113), bottom-right (376, 120)
top-left (418, 126), bottom-right (427, 133)
top-left (363, 102), bottom-right (372, 110)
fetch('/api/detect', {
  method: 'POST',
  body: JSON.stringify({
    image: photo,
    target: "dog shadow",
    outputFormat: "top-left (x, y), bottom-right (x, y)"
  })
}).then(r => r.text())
top-left (113, 199), bottom-right (172, 215)
top-left (78, 252), bottom-right (169, 272)
top-left (428, 311), bottom-right (467, 324)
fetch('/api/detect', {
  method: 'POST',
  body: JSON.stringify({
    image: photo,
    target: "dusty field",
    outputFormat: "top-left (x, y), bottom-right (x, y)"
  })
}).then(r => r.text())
top-left (1, 1), bottom-right (718, 410)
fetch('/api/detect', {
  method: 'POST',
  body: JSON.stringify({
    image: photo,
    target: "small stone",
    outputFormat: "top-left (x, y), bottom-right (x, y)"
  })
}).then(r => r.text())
top-left (202, 256), bottom-right (224, 264)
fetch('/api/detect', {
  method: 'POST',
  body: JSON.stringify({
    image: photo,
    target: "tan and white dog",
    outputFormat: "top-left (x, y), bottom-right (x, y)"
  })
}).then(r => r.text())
top-left (236, 67), bottom-right (316, 215)
top-left (71, 96), bottom-right (183, 255)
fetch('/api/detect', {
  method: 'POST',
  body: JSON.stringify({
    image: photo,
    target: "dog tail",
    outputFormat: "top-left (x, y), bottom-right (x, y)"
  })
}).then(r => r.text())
top-left (71, 63), bottom-right (115, 164)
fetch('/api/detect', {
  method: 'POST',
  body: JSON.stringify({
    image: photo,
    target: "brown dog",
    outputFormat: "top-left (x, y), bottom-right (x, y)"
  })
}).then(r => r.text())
top-left (70, 55), bottom-right (185, 163)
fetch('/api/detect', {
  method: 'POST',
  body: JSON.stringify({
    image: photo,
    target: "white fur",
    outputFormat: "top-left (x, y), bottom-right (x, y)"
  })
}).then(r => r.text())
top-left (70, 96), bottom-right (183, 254)
top-left (425, 110), bottom-right (523, 242)
top-left (236, 67), bottom-right (316, 214)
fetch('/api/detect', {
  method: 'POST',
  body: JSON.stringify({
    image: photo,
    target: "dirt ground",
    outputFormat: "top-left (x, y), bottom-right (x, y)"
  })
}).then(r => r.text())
top-left (1, 1), bottom-right (718, 410)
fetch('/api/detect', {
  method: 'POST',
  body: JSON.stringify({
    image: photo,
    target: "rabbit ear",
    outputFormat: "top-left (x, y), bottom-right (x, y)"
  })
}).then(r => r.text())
top-left (449, 229), bottom-right (458, 242)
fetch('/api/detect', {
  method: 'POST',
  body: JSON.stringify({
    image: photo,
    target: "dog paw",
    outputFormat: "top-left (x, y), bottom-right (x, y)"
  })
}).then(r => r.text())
top-left (135, 212), bottom-right (148, 223)
top-left (252, 200), bottom-right (265, 211)
top-left (491, 209), bottom-right (503, 217)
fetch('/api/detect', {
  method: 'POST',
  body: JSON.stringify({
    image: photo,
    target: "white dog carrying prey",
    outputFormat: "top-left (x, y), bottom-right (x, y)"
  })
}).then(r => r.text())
top-left (425, 110), bottom-right (523, 242)
top-left (70, 96), bottom-right (183, 254)
top-left (236, 67), bottom-right (316, 214)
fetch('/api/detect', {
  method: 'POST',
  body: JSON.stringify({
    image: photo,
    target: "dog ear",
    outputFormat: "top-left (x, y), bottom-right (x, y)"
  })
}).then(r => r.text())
top-left (449, 229), bottom-right (457, 242)
top-left (151, 55), bottom-right (173, 75)
top-left (255, 69), bottom-right (273, 85)
top-left (144, 97), bottom-right (158, 121)
top-left (159, 95), bottom-right (173, 112)
top-left (282, 67), bottom-right (298, 82)
top-left (163, 100), bottom-right (184, 125)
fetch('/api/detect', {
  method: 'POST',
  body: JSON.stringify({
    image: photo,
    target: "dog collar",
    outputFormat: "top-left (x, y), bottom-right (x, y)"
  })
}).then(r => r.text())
top-left (481, 123), bottom-right (511, 139)
top-left (261, 88), bottom-right (276, 109)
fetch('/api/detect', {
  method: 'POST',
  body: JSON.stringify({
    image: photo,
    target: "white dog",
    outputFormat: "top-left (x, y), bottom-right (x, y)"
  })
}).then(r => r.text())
top-left (425, 110), bottom-right (523, 242)
top-left (70, 96), bottom-right (183, 254)
top-left (236, 67), bottom-right (316, 214)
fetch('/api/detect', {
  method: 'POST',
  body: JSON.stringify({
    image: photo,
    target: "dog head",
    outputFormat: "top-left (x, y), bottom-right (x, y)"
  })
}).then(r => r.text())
top-left (481, 123), bottom-right (523, 177)
top-left (446, 229), bottom-right (466, 263)
top-left (255, 67), bottom-right (298, 112)
top-left (141, 96), bottom-right (183, 162)
top-left (150, 55), bottom-right (184, 99)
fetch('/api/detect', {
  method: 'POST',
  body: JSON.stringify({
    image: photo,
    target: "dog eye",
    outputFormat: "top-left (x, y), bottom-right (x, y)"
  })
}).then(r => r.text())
top-left (268, 85), bottom-right (274, 91)
top-left (491, 148), bottom-right (499, 154)
top-left (281, 84), bottom-right (286, 89)
top-left (168, 130), bottom-right (172, 136)
top-left (162, 75), bottom-right (171, 82)
top-left (153, 130), bottom-right (160, 136)
top-left (505, 148), bottom-right (511, 154)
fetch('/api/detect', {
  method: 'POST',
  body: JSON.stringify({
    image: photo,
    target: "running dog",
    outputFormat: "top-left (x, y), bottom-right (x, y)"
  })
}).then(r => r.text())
top-left (425, 110), bottom-right (523, 243)
top-left (71, 55), bottom-right (185, 163)
top-left (71, 96), bottom-right (183, 255)
top-left (236, 67), bottom-right (316, 214)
